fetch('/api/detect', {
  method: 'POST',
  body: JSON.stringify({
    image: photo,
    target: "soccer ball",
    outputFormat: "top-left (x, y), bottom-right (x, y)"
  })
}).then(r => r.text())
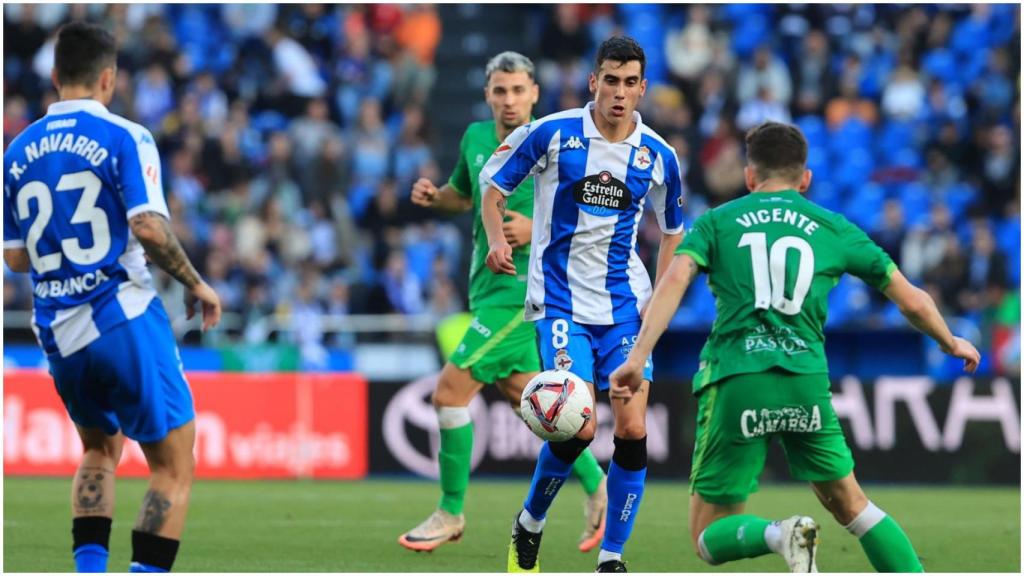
top-left (520, 370), bottom-right (593, 441)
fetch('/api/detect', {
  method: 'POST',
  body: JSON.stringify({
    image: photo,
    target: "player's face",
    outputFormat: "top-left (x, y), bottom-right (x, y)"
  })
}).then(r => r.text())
top-left (485, 71), bottom-right (539, 131)
top-left (589, 60), bottom-right (646, 128)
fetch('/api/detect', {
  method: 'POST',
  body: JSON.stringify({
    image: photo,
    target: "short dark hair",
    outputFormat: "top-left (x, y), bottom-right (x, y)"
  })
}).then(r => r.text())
top-left (595, 36), bottom-right (646, 78)
top-left (54, 22), bottom-right (117, 87)
top-left (745, 121), bottom-right (808, 182)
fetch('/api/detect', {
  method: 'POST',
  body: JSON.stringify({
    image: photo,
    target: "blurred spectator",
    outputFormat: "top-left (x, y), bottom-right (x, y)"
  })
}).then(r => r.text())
top-left (288, 98), bottom-right (342, 169)
top-left (882, 62), bottom-right (926, 120)
top-left (395, 4), bottom-right (441, 67)
top-left (736, 86), bottom-right (792, 131)
top-left (825, 79), bottom-right (879, 129)
top-left (872, 199), bottom-right (906, 266)
top-left (700, 117), bottom-right (746, 205)
top-left (736, 44), bottom-right (792, 106)
top-left (791, 30), bottom-right (834, 117)
top-left (903, 204), bottom-right (956, 282)
top-left (134, 63), bottom-right (175, 128)
top-left (265, 25), bottom-right (327, 103)
top-left (665, 5), bottom-right (713, 94)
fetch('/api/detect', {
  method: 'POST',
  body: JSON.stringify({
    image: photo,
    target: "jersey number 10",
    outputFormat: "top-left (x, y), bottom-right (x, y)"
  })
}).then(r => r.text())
top-left (17, 170), bottom-right (111, 274)
top-left (738, 232), bottom-right (814, 315)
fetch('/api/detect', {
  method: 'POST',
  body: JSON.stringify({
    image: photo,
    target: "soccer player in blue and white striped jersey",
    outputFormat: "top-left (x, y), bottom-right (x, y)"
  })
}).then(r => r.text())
top-left (3, 22), bottom-right (220, 573)
top-left (480, 36), bottom-right (685, 573)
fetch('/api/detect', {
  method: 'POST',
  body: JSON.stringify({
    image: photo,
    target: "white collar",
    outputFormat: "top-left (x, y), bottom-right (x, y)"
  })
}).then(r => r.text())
top-left (47, 99), bottom-right (109, 116)
top-left (581, 101), bottom-right (644, 147)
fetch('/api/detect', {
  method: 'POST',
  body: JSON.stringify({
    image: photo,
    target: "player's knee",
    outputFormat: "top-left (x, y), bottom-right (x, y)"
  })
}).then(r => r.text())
top-left (81, 438), bottom-right (121, 462)
top-left (614, 421), bottom-right (646, 439)
top-left (432, 375), bottom-right (474, 408)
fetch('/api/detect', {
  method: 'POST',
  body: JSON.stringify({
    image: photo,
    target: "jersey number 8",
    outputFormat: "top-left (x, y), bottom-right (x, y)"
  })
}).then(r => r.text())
top-left (17, 170), bottom-right (111, 274)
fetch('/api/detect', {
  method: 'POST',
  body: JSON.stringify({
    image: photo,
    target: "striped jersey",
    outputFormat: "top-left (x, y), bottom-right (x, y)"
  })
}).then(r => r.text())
top-left (481, 102), bottom-right (685, 325)
top-left (4, 99), bottom-right (168, 358)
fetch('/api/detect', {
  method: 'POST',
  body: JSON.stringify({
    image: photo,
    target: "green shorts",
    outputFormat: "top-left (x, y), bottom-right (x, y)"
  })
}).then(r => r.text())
top-left (448, 307), bottom-right (541, 385)
top-left (689, 369), bottom-right (855, 505)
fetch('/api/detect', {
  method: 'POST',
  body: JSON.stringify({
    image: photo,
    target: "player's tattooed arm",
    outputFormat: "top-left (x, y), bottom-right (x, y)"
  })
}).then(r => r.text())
top-left (496, 196), bottom-right (507, 219)
top-left (129, 211), bottom-right (201, 289)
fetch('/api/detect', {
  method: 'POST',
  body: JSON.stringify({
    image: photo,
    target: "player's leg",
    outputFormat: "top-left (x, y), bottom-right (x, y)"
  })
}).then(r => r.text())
top-left (811, 474), bottom-right (923, 571)
top-left (398, 363), bottom-right (479, 551)
top-left (131, 421), bottom-right (195, 572)
top-left (71, 426), bottom-right (125, 573)
top-left (510, 318), bottom-right (598, 571)
top-left (500, 370), bottom-right (608, 553)
top-left (49, 336), bottom-right (127, 573)
top-left (688, 374), bottom-right (818, 572)
top-left (589, 320), bottom-right (655, 571)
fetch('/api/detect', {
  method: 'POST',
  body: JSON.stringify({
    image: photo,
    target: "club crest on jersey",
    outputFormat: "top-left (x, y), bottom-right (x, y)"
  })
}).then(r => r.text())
top-left (573, 171), bottom-right (631, 216)
top-left (554, 348), bottom-right (573, 370)
top-left (633, 146), bottom-right (652, 170)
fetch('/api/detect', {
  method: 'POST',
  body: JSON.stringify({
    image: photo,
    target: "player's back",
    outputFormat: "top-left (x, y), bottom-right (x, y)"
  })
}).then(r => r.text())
top-left (3, 99), bottom-right (167, 358)
top-left (679, 189), bottom-right (895, 391)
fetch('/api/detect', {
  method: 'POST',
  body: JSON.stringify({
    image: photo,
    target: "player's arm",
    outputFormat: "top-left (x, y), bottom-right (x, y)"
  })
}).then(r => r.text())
top-left (3, 248), bottom-right (30, 273)
top-left (129, 212), bottom-right (221, 330)
top-left (410, 179), bottom-right (473, 213)
top-left (482, 184), bottom-right (516, 275)
top-left (883, 269), bottom-right (980, 372)
top-left (611, 253), bottom-right (700, 398)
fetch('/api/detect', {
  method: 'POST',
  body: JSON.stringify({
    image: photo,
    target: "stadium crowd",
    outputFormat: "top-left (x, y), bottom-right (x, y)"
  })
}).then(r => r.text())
top-left (3, 4), bottom-right (1019, 376)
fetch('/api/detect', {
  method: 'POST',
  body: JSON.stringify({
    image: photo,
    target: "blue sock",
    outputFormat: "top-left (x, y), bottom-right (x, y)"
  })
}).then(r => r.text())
top-left (73, 544), bottom-right (109, 573)
top-left (602, 460), bottom-right (646, 554)
top-left (523, 442), bottom-right (575, 520)
top-left (129, 562), bottom-right (168, 573)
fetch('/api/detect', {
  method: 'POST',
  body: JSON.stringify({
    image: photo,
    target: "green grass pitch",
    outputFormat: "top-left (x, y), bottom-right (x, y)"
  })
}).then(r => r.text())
top-left (3, 477), bottom-right (1019, 572)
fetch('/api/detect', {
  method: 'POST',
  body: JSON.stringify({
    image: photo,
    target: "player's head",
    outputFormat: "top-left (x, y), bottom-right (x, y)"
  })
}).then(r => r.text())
top-left (744, 121), bottom-right (813, 193)
top-left (589, 36), bottom-right (647, 128)
top-left (52, 22), bottom-right (118, 105)
top-left (484, 51), bottom-right (539, 131)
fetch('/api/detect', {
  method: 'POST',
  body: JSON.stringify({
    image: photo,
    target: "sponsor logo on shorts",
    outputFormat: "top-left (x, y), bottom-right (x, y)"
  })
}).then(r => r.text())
top-left (740, 405), bottom-right (822, 438)
top-left (470, 317), bottom-right (492, 338)
top-left (555, 348), bottom-right (573, 370)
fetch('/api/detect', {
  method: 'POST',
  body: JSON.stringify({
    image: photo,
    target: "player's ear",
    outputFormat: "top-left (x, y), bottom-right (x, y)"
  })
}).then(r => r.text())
top-left (744, 166), bottom-right (757, 192)
top-left (799, 169), bottom-right (812, 193)
top-left (639, 78), bottom-right (647, 98)
top-left (50, 68), bottom-right (61, 92)
top-left (530, 82), bottom-right (539, 105)
top-left (588, 72), bottom-right (597, 95)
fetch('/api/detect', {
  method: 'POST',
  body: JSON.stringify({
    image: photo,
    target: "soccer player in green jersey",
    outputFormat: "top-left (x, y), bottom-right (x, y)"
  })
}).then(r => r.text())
top-left (398, 51), bottom-right (609, 554)
top-left (611, 121), bottom-right (980, 572)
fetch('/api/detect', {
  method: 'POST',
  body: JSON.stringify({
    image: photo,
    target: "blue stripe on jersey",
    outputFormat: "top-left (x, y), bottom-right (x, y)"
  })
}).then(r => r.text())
top-left (543, 126), bottom-right (586, 317)
top-left (607, 146), bottom-right (645, 324)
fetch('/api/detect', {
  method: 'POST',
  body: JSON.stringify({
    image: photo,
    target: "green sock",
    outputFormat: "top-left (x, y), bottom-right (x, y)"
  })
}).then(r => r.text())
top-left (571, 448), bottom-right (604, 495)
top-left (437, 420), bottom-right (473, 515)
top-left (847, 502), bottom-right (923, 572)
top-left (699, 514), bottom-right (773, 564)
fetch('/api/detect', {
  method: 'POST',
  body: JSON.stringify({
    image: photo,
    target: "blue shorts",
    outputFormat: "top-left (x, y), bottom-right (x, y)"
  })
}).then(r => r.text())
top-left (536, 317), bottom-right (654, 391)
top-left (48, 299), bottom-right (194, 443)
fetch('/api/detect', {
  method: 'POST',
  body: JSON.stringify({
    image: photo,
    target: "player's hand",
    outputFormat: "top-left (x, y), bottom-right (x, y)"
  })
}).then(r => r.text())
top-left (410, 178), bottom-right (439, 207)
top-left (486, 240), bottom-right (517, 275)
top-left (185, 281), bottom-right (222, 332)
top-left (502, 210), bottom-right (532, 249)
top-left (942, 336), bottom-right (981, 373)
top-left (609, 359), bottom-right (645, 400)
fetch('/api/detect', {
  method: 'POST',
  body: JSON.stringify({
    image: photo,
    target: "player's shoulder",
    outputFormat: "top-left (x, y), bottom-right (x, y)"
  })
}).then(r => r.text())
top-left (527, 107), bottom-right (585, 134)
top-left (638, 124), bottom-right (676, 157)
top-left (83, 107), bottom-right (156, 148)
top-left (4, 117), bottom-right (48, 162)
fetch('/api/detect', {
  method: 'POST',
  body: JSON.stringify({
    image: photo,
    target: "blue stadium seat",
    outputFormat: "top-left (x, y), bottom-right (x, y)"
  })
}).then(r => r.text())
top-left (940, 182), bottom-right (977, 221)
top-left (405, 242), bottom-right (436, 286)
top-left (898, 182), bottom-right (932, 228)
top-left (828, 118), bottom-right (873, 158)
top-left (797, 115), bottom-right (827, 148)
top-left (834, 148), bottom-right (875, 191)
top-left (875, 120), bottom-right (916, 158)
top-left (809, 180), bottom-right (841, 213)
top-left (806, 145), bottom-right (830, 182)
top-left (841, 181), bottom-right (885, 230)
top-left (996, 217), bottom-right (1021, 284)
top-left (922, 48), bottom-right (961, 87)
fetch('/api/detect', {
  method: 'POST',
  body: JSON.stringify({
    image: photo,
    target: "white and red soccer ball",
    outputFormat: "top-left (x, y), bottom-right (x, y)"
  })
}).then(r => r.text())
top-left (520, 370), bottom-right (593, 441)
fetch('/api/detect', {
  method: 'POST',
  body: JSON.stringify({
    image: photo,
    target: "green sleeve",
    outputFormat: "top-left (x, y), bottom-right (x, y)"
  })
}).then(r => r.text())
top-left (675, 211), bottom-right (714, 269)
top-left (841, 217), bottom-right (898, 291)
top-left (447, 128), bottom-right (472, 198)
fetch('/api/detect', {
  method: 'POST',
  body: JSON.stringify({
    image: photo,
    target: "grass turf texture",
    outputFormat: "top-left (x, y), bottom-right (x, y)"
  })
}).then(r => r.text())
top-left (4, 477), bottom-right (1019, 572)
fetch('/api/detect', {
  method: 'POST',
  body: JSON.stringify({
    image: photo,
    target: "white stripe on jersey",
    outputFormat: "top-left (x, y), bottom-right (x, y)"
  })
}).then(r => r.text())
top-left (51, 303), bottom-right (101, 357)
top-left (524, 131), bottom-right (563, 317)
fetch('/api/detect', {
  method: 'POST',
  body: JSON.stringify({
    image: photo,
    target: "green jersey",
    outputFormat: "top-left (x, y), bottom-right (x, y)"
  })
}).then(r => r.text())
top-left (448, 120), bottom-right (534, 310)
top-left (677, 189), bottom-right (897, 392)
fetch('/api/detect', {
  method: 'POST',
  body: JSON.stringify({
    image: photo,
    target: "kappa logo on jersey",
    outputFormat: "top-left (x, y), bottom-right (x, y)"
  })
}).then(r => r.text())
top-left (633, 146), bottom-right (652, 170)
top-left (573, 171), bottom-right (632, 215)
top-left (563, 135), bottom-right (586, 150)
